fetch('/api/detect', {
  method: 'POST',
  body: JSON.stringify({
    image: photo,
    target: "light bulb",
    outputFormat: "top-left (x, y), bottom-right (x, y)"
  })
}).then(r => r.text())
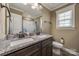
top-left (34, 3), bottom-right (38, 7)
top-left (23, 3), bottom-right (27, 5)
top-left (32, 6), bottom-right (36, 9)
top-left (38, 5), bottom-right (42, 9)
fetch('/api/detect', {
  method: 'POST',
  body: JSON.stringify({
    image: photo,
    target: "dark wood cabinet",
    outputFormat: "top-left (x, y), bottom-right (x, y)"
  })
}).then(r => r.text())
top-left (42, 38), bottom-right (52, 56)
top-left (42, 46), bottom-right (47, 56)
top-left (31, 50), bottom-right (41, 56)
top-left (5, 37), bottom-right (53, 56)
top-left (46, 44), bottom-right (52, 56)
top-left (6, 42), bottom-right (41, 56)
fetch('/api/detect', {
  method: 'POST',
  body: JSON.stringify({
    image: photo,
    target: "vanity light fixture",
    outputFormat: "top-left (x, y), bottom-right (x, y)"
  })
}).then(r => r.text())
top-left (31, 3), bottom-right (38, 9)
top-left (32, 3), bottom-right (43, 10)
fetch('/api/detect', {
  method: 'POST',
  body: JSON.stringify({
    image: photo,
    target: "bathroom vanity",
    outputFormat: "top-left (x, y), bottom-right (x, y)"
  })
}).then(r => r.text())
top-left (0, 34), bottom-right (53, 56)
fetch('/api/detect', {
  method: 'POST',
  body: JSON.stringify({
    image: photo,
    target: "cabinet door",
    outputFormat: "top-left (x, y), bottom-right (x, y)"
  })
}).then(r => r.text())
top-left (42, 47), bottom-right (47, 56)
top-left (46, 44), bottom-right (52, 56)
top-left (42, 38), bottom-right (52, 56)
top-left (42, 44), bottom-right (52, 56)
top-left (31, 50), bottom-right (41, 56)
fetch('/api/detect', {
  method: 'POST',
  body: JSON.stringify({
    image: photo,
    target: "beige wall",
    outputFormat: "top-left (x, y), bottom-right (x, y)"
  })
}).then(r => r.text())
top-left (40, 7), bottom-right (51, 34)
top-left (51, 4), bottom-right (79, 52)
top-left (0, 4), bottom-right (6, 39)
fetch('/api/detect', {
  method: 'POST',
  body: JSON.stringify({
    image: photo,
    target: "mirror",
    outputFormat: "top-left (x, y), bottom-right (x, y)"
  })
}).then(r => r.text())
top-left (10, 12), bottom-right (22, 34)
top-left (23, 19), bottom-right (36, 33)
top-left (6, 7), bottom-right (23, 35)
top-left (7, 3), bottom-right (42, 35)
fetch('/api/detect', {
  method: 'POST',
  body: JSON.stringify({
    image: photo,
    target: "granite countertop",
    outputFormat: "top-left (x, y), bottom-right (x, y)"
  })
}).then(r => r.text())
top-left (0, 34), bottom-right (53, 56)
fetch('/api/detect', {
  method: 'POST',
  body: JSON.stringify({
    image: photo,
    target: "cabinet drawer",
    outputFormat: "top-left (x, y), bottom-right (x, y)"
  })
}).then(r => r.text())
top-left (6, 42), bottom-right (41, 56)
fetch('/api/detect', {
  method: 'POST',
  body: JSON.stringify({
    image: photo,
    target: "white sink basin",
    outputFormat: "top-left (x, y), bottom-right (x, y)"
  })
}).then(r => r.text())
top-left (37, 35), bottom-right (48, 38)
top-left (10, 38), bottom-right (34, 46)
top-left (0, 40), bottom-right (10, 51)
top-left (31, 34), bottom-right (49, 39)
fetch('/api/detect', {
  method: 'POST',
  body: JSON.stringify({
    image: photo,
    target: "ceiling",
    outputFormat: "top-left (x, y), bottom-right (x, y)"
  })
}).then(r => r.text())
top-left (42, 3), bottom-right (68, 11)
top-left (9, 3), bottom-right (42, 18)
top-left (9, 3), bottom-right (68, 18)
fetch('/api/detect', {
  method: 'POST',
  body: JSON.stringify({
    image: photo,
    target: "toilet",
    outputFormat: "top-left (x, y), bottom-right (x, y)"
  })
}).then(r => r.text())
top-left (52, 41), bottom-right (63, 56)
top-left (52, 41), bottom-right (79, 56)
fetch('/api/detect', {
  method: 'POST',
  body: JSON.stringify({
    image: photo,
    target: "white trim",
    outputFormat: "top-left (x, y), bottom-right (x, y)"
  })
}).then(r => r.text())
top-left (56, 4), bottom-right (76, 30)
top-left (42, 3), bottom-right (68, 11)
top-left (51, 4), bottom-right (69, 11)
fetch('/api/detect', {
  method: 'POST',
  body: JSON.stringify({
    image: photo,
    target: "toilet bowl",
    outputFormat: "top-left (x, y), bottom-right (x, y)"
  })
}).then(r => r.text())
top-left (53, 41), bottom-right (63, 49)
